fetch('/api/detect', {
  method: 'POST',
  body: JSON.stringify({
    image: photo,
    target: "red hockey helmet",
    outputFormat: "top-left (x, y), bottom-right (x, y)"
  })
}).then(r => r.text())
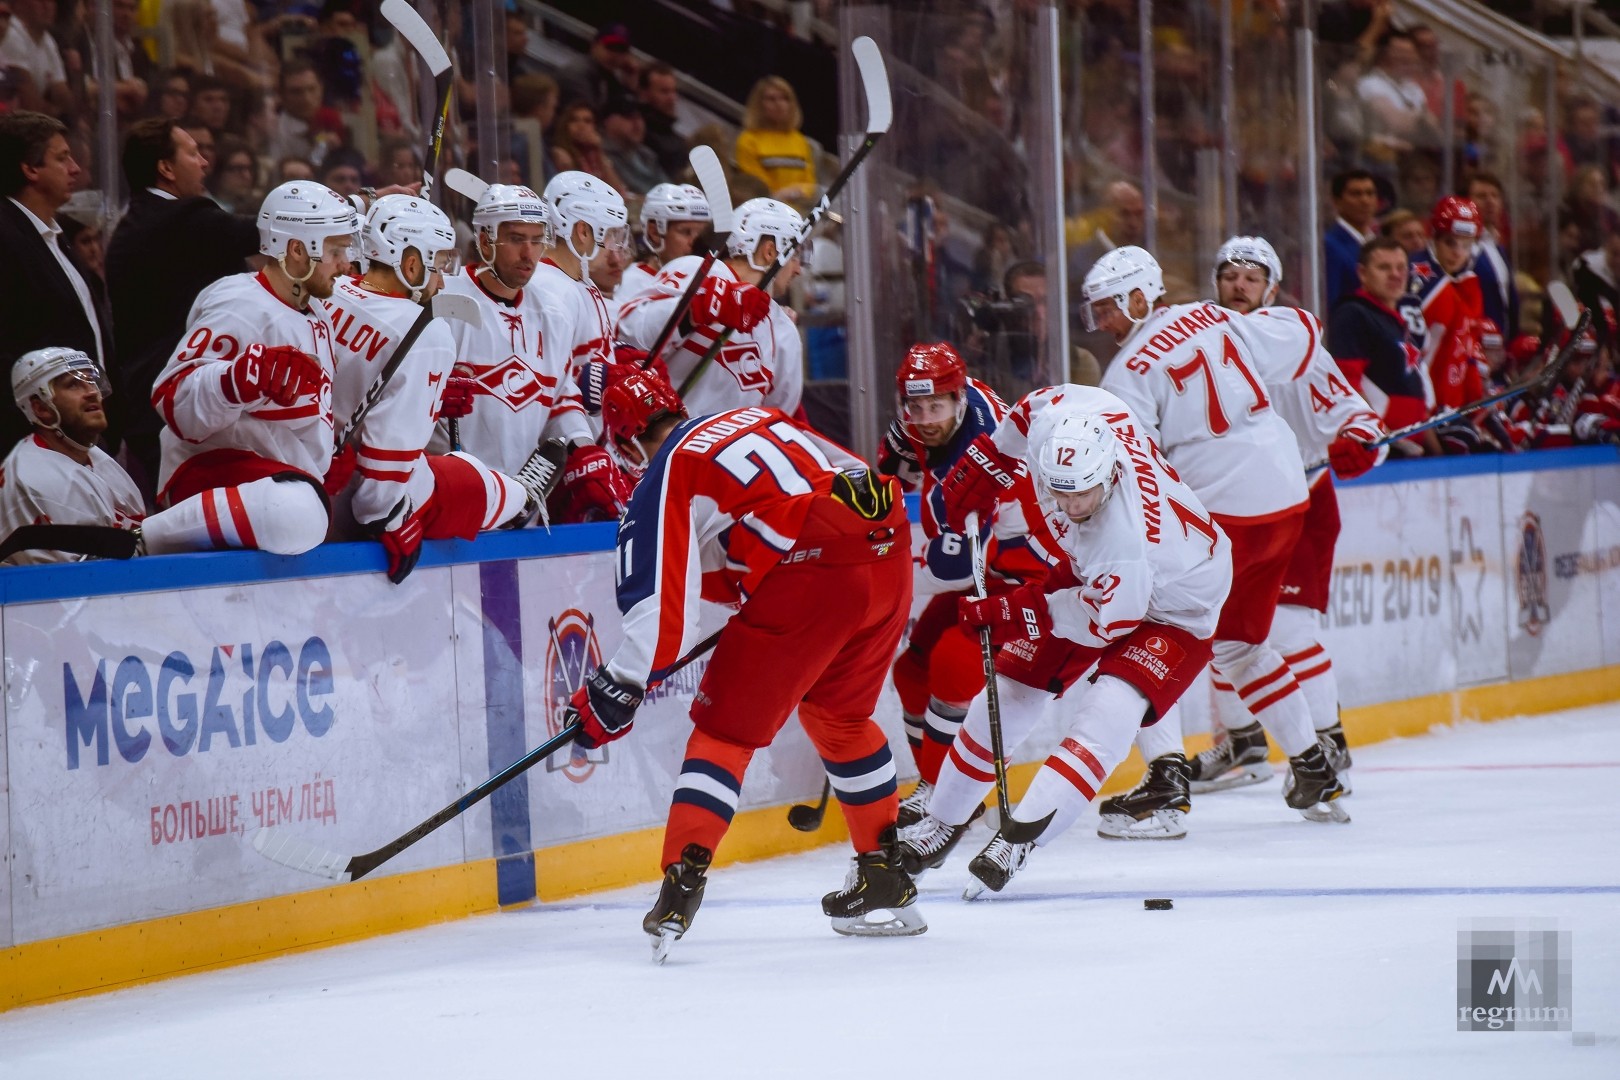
top-left (895, 342), bottom-right (968, 441)
top-left (602, 368), bottom-right (686, 444)
top-left (1429, 196), bottom-right (1482, 239)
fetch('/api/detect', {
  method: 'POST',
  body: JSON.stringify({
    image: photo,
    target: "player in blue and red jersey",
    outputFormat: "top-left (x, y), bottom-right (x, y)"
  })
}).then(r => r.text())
top-left (564, 369), bottom-right (922, 960)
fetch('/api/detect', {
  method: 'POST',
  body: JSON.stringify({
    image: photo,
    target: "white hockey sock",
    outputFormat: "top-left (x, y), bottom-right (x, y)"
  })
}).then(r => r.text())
top-left (1134, 702), bottom-right (1184, 762)
top-left (1210, 672), bottom-right (1246, 734)
top-left (1015, 675), bottom-right (1146, 843)
top-left (1212, 639), bottom-right (1316, 757)
top-left (143, 476), bottom-right (328, 555)
top-left (1272, 604), bottom-right (1340, 733)
top-left (929, 677), bottom-right (1052, 827)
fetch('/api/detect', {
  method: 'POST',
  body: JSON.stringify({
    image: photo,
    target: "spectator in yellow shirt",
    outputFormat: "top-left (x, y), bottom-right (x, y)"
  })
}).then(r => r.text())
top-left (735, 76), bottom-right (817, 205)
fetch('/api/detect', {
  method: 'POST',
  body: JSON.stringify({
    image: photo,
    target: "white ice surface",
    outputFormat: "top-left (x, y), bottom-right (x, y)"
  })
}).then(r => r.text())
top-left (3, 705), bottom-right (1618, 1079)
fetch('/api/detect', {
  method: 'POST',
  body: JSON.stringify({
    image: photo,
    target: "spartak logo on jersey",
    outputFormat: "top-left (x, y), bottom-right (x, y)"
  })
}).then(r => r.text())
top-left (544, 610), bottom-right (607, 781)
top-left (471, 356), bottom-right (545, 412)
top-left (717, 340), bottom-right (773, 393)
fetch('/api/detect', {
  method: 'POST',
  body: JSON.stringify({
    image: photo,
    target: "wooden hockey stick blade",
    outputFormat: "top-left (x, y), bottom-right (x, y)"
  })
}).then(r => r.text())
top-left (0, 523), bottom-right (139, 562)
top-left (1546, 280), bottom-right (1579, 330)
top-left (444, 167), bottom-right (489, 202)
top-left (851, 37), bottom-right (893, 134)
top-left (250, 826), bottom-right (354, 882)
top-left (430, 290), bottom-right (482, 329)
top-left (999, 809), bottom-right (1056, 844)
top-left (380, 0), bottom-right (450, 75)
top-left (689, 145), bottom-right (735, 234)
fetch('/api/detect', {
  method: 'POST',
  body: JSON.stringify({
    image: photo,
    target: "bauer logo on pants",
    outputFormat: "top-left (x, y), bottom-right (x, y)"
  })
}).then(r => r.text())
top-left (544, 609), bottom-right (606, 782)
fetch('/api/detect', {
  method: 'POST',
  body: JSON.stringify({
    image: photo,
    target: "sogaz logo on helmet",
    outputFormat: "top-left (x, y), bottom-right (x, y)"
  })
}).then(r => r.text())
top-left (62, 637), bottom-right (337, 769)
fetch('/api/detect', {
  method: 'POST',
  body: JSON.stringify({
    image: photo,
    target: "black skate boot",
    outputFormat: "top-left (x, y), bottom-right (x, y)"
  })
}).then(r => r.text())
top-left (896, 780), bottom-right (933, 828)
top-left (1187, 722), bottom-right (1272, 793)
top-left (897, 803), bottom-right (985, 876)
top-left (1319, 720), bottom-right (1353, 794)
top-left (1283, 743), bottom-right (1350, 823)
top-left (643, 844), bottom-right (712, 963)
top-left (822, 826), bottom-right (927, 937)
top-left (963, 830), bottom-right (1036, 900)
top-left (1096, 753), bottom-right (1191, 840)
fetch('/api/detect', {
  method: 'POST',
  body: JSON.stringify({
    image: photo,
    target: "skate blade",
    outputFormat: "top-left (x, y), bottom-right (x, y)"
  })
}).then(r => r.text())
top-left (829, 905), bottom-right (928, 937)
top-left (1188, 763), bottom-right (1273, 794)
top-left (649, 924), bottom-right (683, 964)
top-left (1096, 808), bottom-right (1188, 841)
top-left (1299, 799), bottom-right (1351, 824)
top-left (962, 879), bottom-right (988, 901)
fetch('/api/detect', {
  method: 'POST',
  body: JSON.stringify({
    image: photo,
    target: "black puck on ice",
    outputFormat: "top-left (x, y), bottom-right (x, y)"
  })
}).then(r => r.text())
top-left (1144, 898), bottom-right (1174, 910)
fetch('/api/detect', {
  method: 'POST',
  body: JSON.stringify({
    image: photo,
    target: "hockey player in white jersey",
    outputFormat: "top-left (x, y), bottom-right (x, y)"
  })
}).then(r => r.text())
top-left (899, 385), bottom-right (1232, 896)
top-left (1194, 236), bottom-right (1386, 793)
top-left (0, 348), bottom-right (144, 564)
top-left (320, 195), bottom-right (543, 581)
top-left (429, 182), bottom-right (605, 521)
top-left (617, 182), bottom-right (711, 305)
top-left (615, 196), bottom-right (804, 417)
top-left (1091, 245), bottom-right (1349, 827)
top-left (142, 182), bottom-right (357, 556)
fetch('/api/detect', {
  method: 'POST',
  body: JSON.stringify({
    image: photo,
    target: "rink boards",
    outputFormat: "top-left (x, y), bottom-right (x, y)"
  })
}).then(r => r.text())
top-left (2, 446), bottom-right (1617, 1009)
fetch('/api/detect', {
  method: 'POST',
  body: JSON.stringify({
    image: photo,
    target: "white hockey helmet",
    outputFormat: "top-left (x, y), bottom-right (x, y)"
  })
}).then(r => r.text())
top-left (473, 183), bottom-right (549, 242)
top-left (1213, 235), bottom-right (1282, 304)
top-left (12, 346), bottom-right (110, 420)
top-left (362, 194), bottom-right (459, 302)
top-left (1080, 245), bottom-right (1165, 332)
top-left (257, 181), bottom-right (361, 267)
top-left (640, 182), bottom-right (711, 253)
top-left (546, 171), bottom-right (630, 274)
top-left (1035, 413), bottom-right (1122, 520)
top-left (727, 197), bottom-right (805, 273)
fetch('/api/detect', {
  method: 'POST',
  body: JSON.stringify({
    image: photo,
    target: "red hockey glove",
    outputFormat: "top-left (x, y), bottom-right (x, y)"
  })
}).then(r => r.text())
top-left (941, 433), bottom-right (1018, 533)
top-left (547, 445), bottom-right (632, 523)
top-left (569, 665), bottom-right (644, 748)
top-left (1327, 431), bottom-right (1380, 480)
top-left (692, 276), bottom-right (770, 333)
top-left (224, 344), bottom-right (323, 407)
top-left (958, 582), bottom-right (1050, 647)
top-left (439, 376), bottom-right (476, 419)
top-left (377, 499), bottom-right (428, 584)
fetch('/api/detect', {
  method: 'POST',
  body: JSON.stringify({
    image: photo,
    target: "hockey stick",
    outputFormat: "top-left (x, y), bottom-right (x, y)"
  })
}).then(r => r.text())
top-left (380, 0), bottom-right (453, 203)
top-left (336, 291), bottom-right (482, 452)
top-left (786, 778), bottom-right (831, 832)
top-left (641, 146), bottom-right (736, 372)
top-left (1306, 282), bottom-right (1587, 472)
top-left (678, 36), bottom-right (891, 398)
top-left (966, 511), bottom-right (1053, 845)
top-left (252, 627), bottom-right (724, 883)
top-left (0, 522), bottom-right (139, 562)
top-left (444, 167), bottom-right (487, 202)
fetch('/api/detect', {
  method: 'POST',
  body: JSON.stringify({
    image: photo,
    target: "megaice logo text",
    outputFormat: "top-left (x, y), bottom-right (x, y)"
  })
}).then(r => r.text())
top-left (63, 637), bottom-right (336, 769)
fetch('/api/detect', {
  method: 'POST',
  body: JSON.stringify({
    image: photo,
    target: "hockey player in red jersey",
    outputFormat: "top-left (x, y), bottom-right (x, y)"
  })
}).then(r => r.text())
top-left (1409, 197), bottom-right (1493, 417)
top-left (141, 182), bottom-right (356, 556)
top-left (1090, 245), bottom-right (1349, 828)
top-left (564, 369), bottom-right (919, 959)
top-left (1193, 236), bottom-right (1386, 793)
top-left (902, 385), bottom-right (1232, 896)
top-left (876, 342), bottom-right (1051, 826)
top-left (320, 195), bottom-right (547, 581)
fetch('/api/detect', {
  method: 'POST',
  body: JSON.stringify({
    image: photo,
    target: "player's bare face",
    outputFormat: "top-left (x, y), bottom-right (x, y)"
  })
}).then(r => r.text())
top-left (1090, 298), bottom-right (1133, 341)
top-left (1433, 233), bottom-right (1472, 275)
top-left (303, 235), bottom-right (358, 300)
top-left (1216, 265), bottom-right (1269, 314)
top-left (1051, 484), bottom-right (1105, 523)
top-left (49, 371), bottom-right (108, 442)
top-left (902, 392), bottom-right (959, 447)
top-left (493, 221), bottom-right (545, 287)
top-left (663, 220), bottom-right (707, 260)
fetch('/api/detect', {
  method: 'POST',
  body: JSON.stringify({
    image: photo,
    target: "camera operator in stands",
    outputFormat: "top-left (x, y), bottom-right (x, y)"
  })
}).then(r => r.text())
top-left (954, 260), bottom-right (1048, 392)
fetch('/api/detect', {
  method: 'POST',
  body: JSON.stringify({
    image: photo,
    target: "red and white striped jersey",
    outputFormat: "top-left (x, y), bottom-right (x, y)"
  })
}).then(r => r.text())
top-left (428, 266), bottom-right (591, 473)
top-left (607, 406), bottom-right (864, 687)
top-left (1100, 301), bottom-right (1308, 521)
top-left (152, 271), bottom-right (336, 494)
top-left (993, 384), bottom-right (1232, 645)
top-left (0, 437), bottom-right (144, 565)
top-left (615, 260), bottom-right (659, 310)
top-left (319, 277), bottom-right (453, 527)
top-left (614, 255), bottom-right (803, 417)
top-left (1245, 306), bottom-right (1385, 480)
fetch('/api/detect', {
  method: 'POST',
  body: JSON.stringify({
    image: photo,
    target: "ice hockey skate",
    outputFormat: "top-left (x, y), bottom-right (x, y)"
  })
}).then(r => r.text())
top-left (643, 844), bottom-right (712, 963)
top-left (1283, 744), bottom-right (1350, 823)
top-left (822, 827), bottom-right (927, 937)
top-left (1096, 753), bottom-right (1191, 840)
top-left (896, 779), bottom-right (933, 828)
top-left (962, 831), bottom-right (1035, 900)
top-left (897, 803), bottom-right (985, 876)
top-left (1187, 722), bottom-right (1273, 793)
top-left (1319, 720), bottom-right (1353, 795)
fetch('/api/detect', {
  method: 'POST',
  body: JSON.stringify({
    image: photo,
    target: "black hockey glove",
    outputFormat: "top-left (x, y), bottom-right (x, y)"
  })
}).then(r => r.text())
top-left (569, 665), bottom-right (645, 748)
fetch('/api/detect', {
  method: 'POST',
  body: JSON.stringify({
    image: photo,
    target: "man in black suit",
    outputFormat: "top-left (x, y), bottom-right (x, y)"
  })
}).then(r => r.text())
top-left (105, 115), bottom-right (260, 495)
top-left (0, 110), bottom-right (112, 456)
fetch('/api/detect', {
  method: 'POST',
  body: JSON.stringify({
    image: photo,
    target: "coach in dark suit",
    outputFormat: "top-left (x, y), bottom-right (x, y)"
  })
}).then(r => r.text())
top-left (0, 111), bottom-right (113, 456)
top-left (105, 116), bottom-right (260, 494)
